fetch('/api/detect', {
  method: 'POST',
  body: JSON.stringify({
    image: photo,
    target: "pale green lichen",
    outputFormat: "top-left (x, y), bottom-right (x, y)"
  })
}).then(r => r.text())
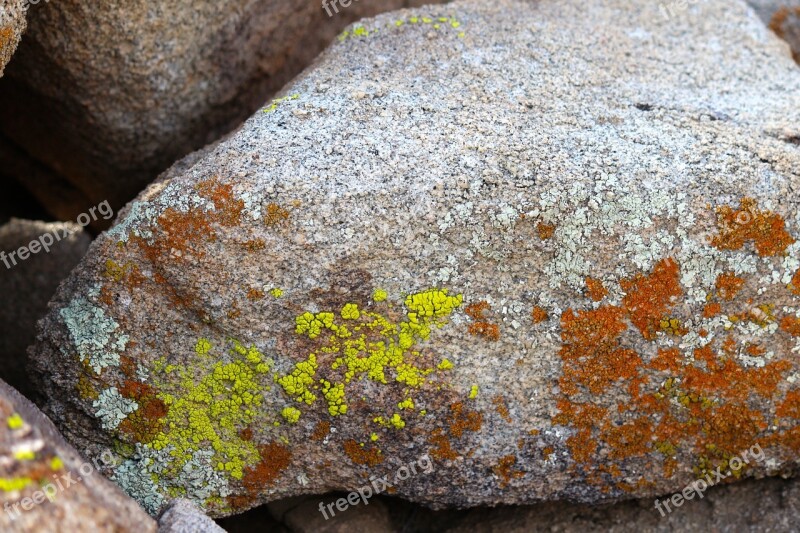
top-left (0, 477), bottom-right (33, 492)
top-left (281, 406), bottom-right (301, 424)
top-left (93, 387), bottom-right (139, 430)
top-left (263, 93), bottom-right (300, 114)
top-left (60, 296), bottom-right (129, 373)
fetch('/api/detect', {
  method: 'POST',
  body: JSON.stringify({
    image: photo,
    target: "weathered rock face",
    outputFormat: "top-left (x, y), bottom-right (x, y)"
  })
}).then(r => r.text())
top-left (0, 0), bottom-right (26, 76)
top-left (0, 379), bottom-right (156, 531)
top-left (0, 219), bottom-right (91, 399)
top-left (0, 0), bottom-right (450, 224)
top-left (30, 0), bottom-right (800, 519)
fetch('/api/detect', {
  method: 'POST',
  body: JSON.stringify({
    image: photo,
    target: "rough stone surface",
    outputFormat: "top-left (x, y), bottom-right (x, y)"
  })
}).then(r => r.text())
top-left (0, 219), bottom-right (91, 399)
top-left (750, 0), bottom-right (800, 62)
top-left (0, 0), bottom-right (450, 224)
top-left (158, 499), bottom-right (226, 533)
top-left (0, 378), bottom-right (156, 531)
top-left (0, 0), bottom-right (25, 77)
top-left (30, 0), bottom-right (800, 519)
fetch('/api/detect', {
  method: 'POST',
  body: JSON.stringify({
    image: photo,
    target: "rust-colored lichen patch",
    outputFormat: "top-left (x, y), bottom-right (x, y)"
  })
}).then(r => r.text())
top-left (0, 27), bottom-right (12, 54)
top-left (196, 179), bottom-right (244, 227)
top-left (780, 315), bottom-right (800, 337)
top-left (790, 269), bottom-right (800, 296)
top-left (531, 306), bottom-right (549, 324)
top-left (711, 198), bottom-right (794, 257)
top-left (553, 251), bottom-right (800, 489)
top-left (492, 395), bottom-right (512, 423)
top-left (264, 203), bottom-right (290, 226)
top-left (343, 439), bottom-right (383, 466)
top-left (117, 380), bottom-right (168, 443)
top-left (586, 277), bottom-right (609, 302)
top-left (537, 223), bottom-right (555, 240)
top-left (493, 455), bottom-right (524, 486)
top-left (715, 272), bottom-right (746, 301)
top-left (311, 420), bottom-right (331, 441)
top-left (242, 442), bottom-right (292, 491)
top-left (621, 258), bottom-right (682, 340)
top-left (428, 429), bottom-right (458, 461)
top-left (448, 402), bottom-right (483, 438)
top-left (466, 301), bottom-right (500, 341)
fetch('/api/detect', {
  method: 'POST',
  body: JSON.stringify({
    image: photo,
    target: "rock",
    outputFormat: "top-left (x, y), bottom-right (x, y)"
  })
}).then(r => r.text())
top-left (275, 494), bottom-right (393, 533)
top-left (0, 0), bottom-right (450, 225)
top-left (0, 0), bottom-right (26, 77)
top-left (158, 499), bottom-right (226, 533)
top-left (0, 378), bottom-right (156, 531)
top-left (29, 0), bottom-right (800, 519)
top-left (749, 1), bottom-right (800, 63)
top-left (0, 219), bottom-right (91, 399)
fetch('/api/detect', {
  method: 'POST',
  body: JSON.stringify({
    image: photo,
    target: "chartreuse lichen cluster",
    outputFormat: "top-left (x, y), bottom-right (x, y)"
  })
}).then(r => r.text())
top-left (263, 93), bottom-right (299, 114)
top-left (338, 14), bottom-right (464, 42)
top-left (113, 338), bottom-right (274, 512)
top-left (277, 289), bottom-right (463, 429)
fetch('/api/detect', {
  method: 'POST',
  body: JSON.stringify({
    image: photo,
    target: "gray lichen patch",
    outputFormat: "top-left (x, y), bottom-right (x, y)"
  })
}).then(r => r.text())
top-left (59, 295), bottom-right (130, 373)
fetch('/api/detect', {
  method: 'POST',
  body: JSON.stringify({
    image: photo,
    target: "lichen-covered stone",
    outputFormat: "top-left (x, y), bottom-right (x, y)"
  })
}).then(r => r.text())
top-left (0, 0), bottom-right (26, 77)
top-left (0, 0), bottom-right (450, 223)
top-left (0, 379), bottom-right (155, 531)
top-left (30, 0), bottom-right (800, 519)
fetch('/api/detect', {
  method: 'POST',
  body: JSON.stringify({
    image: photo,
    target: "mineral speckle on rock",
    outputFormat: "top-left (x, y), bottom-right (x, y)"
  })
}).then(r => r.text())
top-left (0, 0), bottom-right (25, 77)
top-left (29, 0), bottom-right (800, 520)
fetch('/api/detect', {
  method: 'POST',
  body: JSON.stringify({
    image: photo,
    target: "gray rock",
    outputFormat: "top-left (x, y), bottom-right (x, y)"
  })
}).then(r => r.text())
top-left (0, 0), bottom-right (26, 77)
top-left (158, 499), bottom-right (226, 533)
top-left (29, 0), bottom-right (800, 519)
top-left (0, 378), bottom-right (156, 531)
top-left (0, 0), bottom-right (451, 223)
top-left (0, 219), bottom-right (91, 399)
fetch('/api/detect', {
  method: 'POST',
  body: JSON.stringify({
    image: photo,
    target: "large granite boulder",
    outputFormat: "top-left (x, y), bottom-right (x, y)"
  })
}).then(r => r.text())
top-left (30, 0), bottom-right (800, 519)
top-left (0, 379), bottom-right (156, 531)
top-left (0, 0), bottom-right (450, 224)
top-left (0, 0), bottom-right (26, 76)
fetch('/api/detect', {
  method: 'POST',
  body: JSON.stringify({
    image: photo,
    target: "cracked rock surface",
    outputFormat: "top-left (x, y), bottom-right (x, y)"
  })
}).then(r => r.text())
top-left (30, 0), bottom-right (800, 519)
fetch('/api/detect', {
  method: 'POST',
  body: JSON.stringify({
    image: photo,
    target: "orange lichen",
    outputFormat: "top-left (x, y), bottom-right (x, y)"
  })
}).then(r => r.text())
top-left (343, 439), bottom-right (383, 466)
top-left (537, 223), bottom-right (555, 240)
top-left (465, 301), bottom-right (490, 320)
top-left (559, 306), bottom-right (640, 395)
top-left (428, 429), bottom-right (458, 461)
top-left (790, 269), bottom-right (800, 296)
top-left (264, 203), bottom-right (290, 226)
top-left (468, 322), bottom-right (500, 341)
top-left (621, 258), bottom-right (682, 340)
top-left (242, 239), bottom-right (266, 252)
top-left (650, 348), bottom-right (682, 373)
top-left (448, 402), bottom-right (483, 438)
top-left (704, 302), bottom-right (722, 318)
top-left (466, 301), bottom-right (500, 341)
top-left (715, 272), bottom-right (746, 301)
top-left (242, 442), bottom-right (292, 491)
top-left (493, 455), bottom-right (524, 486)
top-left (776, 391), bottom-right (800, 419)
top-left (780, 316), bottom-right (800, 337)
top-left (531, 306), bottom-right (549, 324)
top-left (711, 198), bottom-right (794, 257)
top-left (492, 395), bottom-right (512, 423)
top-left (117, 380), bottom-right (168, 443)
top-left (247, 288), bottom-right (265, 301)
top-left (196, 179), bottom-right (244, 227)
top-left (586, 277), bottom-right (609, 302)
